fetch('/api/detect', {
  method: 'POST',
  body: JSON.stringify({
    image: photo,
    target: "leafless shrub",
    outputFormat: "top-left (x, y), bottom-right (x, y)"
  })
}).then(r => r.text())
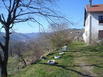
top-left (45, 22), bottom-right (72, 49)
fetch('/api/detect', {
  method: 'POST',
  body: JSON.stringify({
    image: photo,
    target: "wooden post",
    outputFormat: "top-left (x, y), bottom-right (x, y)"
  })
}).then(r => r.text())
top-left (89, 15), bottom-right (92, 44)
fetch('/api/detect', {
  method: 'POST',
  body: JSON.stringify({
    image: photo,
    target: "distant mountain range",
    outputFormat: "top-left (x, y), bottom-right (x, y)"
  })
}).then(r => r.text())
top-left (0, 29), bottom-right (84, 43)
top-left (0, 32), bottom-right (42, 42)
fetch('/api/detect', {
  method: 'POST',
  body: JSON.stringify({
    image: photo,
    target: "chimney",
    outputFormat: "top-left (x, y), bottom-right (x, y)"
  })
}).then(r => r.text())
top-left (89, 0), bottom-right (92, 7)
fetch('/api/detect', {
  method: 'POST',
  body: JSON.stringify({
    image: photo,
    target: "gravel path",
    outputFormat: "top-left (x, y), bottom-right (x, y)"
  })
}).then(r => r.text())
top-left (74, 52), bottom-right (97, 77)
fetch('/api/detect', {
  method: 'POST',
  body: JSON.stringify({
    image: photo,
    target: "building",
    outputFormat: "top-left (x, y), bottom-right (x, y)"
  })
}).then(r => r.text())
top-left (83, 4), bottom-right (103, 44)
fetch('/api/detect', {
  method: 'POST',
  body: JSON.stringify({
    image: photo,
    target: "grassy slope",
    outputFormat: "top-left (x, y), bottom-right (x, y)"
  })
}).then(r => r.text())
top-left (9, 42), bottom-right (103, 77)
top-left (9, 51), bottom-right (78, 77)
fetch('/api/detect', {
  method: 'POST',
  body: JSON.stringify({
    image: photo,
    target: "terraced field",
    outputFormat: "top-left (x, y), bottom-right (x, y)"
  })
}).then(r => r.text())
top-left (9, 42), bottom-right (103, 77)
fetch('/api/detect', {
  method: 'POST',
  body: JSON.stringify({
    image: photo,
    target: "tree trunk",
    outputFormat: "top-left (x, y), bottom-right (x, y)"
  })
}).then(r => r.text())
top-left (0, 56), bottom-right (2, 77)
top-left (0, 67), bottom-right (1, 77)
top-left (20, 55), bottom-right (27, 67)
top-left (0, 50), bottom-right (8, 77)
top-left (22, 58), bottom-right (27, 67)
top-left (0, 56), bottom-right (8, 77)
top-left (1, 62), bottom-right (8, 77)
top-left (0, 26), bottom-right (10, 77)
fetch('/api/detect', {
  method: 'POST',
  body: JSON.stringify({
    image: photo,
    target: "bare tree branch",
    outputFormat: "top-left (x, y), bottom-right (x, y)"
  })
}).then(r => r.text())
top-left (0, 14), bottom-right (6, 25)
top-left (0, 54), bottom-right (3, 64)
top-left (14, 17), bottom-right (33, 23)
top-left (0, 0), bottom-right (70, 76)
top-left (2, 0), bottom-right (9, 11)
top-left (8, 0), bottom-right (12, 10)
top-left (0, 42), bottom-right (4, 50)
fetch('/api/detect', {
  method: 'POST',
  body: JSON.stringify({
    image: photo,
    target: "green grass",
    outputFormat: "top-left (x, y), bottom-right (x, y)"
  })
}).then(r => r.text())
top-left (10, 64), bottom-right (70, 77)
top-left (8, 57), bottom-right (19, 74)
top-left (9, 51), bottom-right (78, 77)
top-left (8, 42), bottom-right (103, 77)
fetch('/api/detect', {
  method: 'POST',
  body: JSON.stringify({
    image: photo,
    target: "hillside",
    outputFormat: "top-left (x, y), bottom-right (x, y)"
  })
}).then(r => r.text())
top-left (0, 29), bottom-right (83, 42)
top-left (0, 32), bottom-right (42, 43)
top-left (8, 42), bottom-right (103, 77)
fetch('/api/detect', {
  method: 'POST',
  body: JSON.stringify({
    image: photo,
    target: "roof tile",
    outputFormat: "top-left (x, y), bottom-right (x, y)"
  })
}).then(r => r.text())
top-left (86, 4), bottom-right (103, 13)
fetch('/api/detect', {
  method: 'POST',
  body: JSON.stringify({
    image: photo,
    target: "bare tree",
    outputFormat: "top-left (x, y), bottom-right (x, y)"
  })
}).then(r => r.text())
top-left (12, 42), bottom-right (27, 67)
top-left (0, 0), bottom-right (62, 77)
top-left (47, 22), bottom-right (71, 49)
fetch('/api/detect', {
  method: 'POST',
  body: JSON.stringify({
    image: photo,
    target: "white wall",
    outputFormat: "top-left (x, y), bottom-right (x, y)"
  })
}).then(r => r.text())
top-left (92, 13), bottom-right (103, 41)
top-left (83, 12), bottom-right (103, 44)
top-left (83, 13), bottom-right (91, 44)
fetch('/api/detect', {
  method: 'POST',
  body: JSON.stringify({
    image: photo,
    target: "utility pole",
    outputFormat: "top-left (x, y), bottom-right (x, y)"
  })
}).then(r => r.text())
top-left (89, 0), bottom-right (93, 44)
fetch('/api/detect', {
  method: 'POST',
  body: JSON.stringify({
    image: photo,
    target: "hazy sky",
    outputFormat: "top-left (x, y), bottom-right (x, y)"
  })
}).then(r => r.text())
top-left (9, 0), bottom-right (103, 33)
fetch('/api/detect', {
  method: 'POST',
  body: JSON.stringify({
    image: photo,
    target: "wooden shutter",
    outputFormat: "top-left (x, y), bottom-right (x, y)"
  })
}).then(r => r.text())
top-left (99, 16), bottom-right (103, 23)
top-left (99, 30), bottom-right (103, 40)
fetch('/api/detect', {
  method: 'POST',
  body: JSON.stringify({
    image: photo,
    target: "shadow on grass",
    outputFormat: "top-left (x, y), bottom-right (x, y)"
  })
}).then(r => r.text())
top-left (72, 64), bottom-right (103, 68)
top-left (66, 54), bottom-right (103, 59)
top-left (39, 63), bottom-right (94, 77)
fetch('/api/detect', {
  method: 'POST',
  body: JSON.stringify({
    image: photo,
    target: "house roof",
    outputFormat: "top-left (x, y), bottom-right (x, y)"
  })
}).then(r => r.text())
top-left (86, 4), bottom-right (103, 13)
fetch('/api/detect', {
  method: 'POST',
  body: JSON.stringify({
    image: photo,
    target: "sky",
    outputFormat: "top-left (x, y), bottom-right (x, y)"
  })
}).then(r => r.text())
top-left (5, 0), bottom-right (103, 33)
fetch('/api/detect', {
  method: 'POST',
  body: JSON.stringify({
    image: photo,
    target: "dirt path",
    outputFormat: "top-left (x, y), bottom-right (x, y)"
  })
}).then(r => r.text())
top-left (74, 52), bottom-right (97, 77)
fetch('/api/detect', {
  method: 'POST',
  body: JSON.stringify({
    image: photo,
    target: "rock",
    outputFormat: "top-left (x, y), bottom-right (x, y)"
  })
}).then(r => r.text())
top-left (47, 60), bottom-right (57, 65)
top-left (59, 52), bottom-right (64, 55)
top-left (54, 56), bottom-right (61, 59)
top-left (61, 45), bottom-right (68, 52)
top-left (40, 56), bottom-right (47, 60)
top-left (18, 62), bottom-right (26, 69)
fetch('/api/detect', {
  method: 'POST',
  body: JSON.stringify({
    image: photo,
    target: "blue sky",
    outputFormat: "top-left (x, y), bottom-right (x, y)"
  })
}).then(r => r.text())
top-left (13, 0), bottom-right (103, 33)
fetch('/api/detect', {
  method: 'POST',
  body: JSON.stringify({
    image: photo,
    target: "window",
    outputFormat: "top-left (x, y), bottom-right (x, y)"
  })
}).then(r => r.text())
top-left (98, 16), bottom-right (103, 23)
top-left (98, 30), bottom-right (103, 40)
